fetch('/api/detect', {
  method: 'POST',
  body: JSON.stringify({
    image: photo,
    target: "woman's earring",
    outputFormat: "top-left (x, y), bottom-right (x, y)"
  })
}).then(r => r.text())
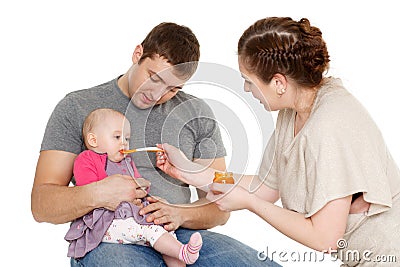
top-left (278, 88), bottom-right (286, 97)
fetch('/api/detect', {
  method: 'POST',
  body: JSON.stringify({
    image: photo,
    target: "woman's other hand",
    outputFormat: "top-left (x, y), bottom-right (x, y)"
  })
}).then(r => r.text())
top-left (207, 183), bottom-right (252, 212)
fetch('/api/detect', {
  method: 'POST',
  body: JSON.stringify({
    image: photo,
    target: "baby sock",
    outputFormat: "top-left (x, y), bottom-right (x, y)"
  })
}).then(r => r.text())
top-left (179, 232), bottom-right (203, 264)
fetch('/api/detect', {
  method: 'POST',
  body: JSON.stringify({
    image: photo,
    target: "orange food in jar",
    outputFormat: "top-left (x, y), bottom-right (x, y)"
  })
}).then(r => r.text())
top-left (212, 171), bottom-right (234, 194)
top-left (213, 171), bottom-right (234, 184)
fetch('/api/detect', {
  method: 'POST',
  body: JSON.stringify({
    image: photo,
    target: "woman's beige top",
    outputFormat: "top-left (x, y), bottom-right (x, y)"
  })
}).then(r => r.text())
top-left (258, 77), bottom-right (400, 266)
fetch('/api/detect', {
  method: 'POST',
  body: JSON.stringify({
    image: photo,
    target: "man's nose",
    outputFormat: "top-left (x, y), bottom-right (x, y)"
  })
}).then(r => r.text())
top-left (150, 86), bottom-right (167, 101)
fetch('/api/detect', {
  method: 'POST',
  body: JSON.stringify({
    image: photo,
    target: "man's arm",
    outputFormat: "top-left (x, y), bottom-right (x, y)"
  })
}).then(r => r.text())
top-left (143, 157), bottom-right (230, 230)
top-left (183, 157), bottom-right (230, 228)
top-left (31, 150), bottom-right (149, 224)
top-left (31, 150), bottom-right (93, 224)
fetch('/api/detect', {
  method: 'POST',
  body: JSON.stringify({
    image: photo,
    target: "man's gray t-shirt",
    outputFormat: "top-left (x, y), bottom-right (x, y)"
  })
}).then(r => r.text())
top-left (41, 77), bottom-right (226, 204)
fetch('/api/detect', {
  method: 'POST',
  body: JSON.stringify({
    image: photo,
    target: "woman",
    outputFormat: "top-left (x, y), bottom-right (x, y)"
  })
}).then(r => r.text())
top-left (156, 17), bottom-right (400, 266)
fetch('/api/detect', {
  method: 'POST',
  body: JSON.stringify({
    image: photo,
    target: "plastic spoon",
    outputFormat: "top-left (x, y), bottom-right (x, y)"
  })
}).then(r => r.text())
top-left (120, 147), bottom-right (164, 154)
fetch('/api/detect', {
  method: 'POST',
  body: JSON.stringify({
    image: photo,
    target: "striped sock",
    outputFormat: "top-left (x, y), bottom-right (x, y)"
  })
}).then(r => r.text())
top-left (179, 232), bottom-right (203, 264)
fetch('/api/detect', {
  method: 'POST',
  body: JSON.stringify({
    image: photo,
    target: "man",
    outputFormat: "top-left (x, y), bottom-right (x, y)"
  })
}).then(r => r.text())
top-left (31, 22), bottom-right (278, 266)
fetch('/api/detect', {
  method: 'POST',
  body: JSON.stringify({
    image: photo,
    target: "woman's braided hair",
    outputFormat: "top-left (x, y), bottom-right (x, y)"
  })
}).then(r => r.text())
top-left (238, 17), bottom-right (330, 88)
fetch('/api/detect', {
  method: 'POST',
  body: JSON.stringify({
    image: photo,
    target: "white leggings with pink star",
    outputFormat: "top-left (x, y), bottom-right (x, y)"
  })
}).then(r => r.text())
top-left (102, 217), bottom-right (175, 246)
top-left (101, 217), bottom-right (203, 265)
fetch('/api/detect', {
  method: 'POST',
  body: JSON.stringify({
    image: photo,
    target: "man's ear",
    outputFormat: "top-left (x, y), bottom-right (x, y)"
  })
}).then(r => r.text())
top-left (86, 133), bottom-right (98, 148)
top-left (132, 45), bottom-right (144, 64)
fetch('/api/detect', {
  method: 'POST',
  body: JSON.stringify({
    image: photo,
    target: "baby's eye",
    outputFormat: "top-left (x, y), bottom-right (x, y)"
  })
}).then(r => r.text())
top-left (114, 135), bottom-right (121, 140)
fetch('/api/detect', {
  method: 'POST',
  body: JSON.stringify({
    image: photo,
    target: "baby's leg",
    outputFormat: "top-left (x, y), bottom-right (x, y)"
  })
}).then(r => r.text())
top-left (162, 254), bottom-right (185, 267)
top-left (103, 218), bottom-right (145, 244)
top-left (178, 232), bottom-right (202, 265)
top-left (152, 230), bottom-right (203, 265)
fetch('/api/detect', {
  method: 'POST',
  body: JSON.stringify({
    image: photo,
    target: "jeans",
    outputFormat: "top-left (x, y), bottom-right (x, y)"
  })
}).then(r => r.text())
top-left (70, 228), bottom-right (280, 267)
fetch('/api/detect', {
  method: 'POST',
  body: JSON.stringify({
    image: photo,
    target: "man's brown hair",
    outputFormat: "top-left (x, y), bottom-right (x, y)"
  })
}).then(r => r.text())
top-left (140, 22), bottom-right (200, 79)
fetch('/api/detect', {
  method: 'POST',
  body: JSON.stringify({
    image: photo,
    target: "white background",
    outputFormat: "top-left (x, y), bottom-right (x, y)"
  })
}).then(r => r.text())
top-left (1, 0), bottom-right (399, 266)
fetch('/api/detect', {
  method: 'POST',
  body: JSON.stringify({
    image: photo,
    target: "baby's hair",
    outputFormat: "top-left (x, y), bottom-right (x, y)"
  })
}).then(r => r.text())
top-left (82, 108), bottom-right (126, 147)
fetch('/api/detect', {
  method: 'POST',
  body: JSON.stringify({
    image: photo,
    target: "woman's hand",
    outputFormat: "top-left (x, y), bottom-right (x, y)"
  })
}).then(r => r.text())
top-left (206, 182), bottom-right (253, 212)
top-left (156, 144), bottom-right (184, 181)
top-left (156, 143), bottom-right (200, 184)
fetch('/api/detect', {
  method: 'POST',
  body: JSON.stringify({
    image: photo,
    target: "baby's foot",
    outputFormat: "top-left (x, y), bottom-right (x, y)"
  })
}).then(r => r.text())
top-left (179, 232), bottom-right (203, 264)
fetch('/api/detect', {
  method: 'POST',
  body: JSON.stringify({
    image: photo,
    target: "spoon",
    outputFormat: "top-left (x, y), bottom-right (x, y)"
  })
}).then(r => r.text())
top-left (120, 146), bottom-right (164, 154)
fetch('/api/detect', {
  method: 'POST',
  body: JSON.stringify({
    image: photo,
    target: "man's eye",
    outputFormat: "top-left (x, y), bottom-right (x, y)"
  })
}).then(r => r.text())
top-left (166, 88), bottom-right (178, 94)
top-left (150, 75), bottom-right (161, 83)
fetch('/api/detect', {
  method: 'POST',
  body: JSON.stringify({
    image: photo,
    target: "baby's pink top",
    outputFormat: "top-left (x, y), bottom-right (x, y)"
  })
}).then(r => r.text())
top-left (73, 150), bottom-right (140, 186)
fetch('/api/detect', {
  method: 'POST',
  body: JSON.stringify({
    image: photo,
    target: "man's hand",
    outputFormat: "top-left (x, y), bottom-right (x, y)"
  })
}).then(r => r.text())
top-left (96, 175), bottom-right (150, 211)
top-left (139, 196), bottom-right (184, 231)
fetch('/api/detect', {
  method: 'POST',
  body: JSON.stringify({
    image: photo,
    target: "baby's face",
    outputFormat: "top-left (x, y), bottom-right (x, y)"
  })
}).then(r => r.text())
top-left (95, 115), bottom-right (131, 162)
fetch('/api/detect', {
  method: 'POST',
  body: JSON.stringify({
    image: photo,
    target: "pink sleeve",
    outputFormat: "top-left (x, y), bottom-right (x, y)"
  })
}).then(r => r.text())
top-left (73, 151), bottom-right (106, 186)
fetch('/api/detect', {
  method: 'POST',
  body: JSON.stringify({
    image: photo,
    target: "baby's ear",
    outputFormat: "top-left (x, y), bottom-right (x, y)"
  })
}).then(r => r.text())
top-left (87, 133), bottom-right (98, 148)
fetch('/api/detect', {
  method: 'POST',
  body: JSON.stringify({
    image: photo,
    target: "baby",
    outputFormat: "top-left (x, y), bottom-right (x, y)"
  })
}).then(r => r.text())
top-left (64, 108), bottom-right (202, 266)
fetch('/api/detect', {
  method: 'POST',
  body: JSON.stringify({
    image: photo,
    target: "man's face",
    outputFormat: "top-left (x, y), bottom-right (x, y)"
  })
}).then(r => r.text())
top-left (127, 55), bottom-right (187, 109)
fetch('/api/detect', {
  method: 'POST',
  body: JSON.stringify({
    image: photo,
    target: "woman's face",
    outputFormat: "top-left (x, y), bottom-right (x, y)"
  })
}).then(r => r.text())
top-left (238, 59), bottom-right (281, 111)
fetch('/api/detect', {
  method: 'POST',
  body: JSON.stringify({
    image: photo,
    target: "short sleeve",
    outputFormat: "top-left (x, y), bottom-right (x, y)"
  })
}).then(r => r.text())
top-left (191, 99), bottom-right (226, 159)
top-left (73, 151), bottom-right (106, 186)
top-left (257, 131), bottom-right (279, 190)
top-left (192, 117), bottom-right (226, 159)
top-left (304, 98), bottom-right (393, 217)
top-left (40, 94), bottom-right (84, 154)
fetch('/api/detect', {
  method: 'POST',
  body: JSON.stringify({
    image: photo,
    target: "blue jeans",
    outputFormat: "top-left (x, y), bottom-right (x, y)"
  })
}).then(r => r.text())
top-left (70, 228), bottom-right (280, 267)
